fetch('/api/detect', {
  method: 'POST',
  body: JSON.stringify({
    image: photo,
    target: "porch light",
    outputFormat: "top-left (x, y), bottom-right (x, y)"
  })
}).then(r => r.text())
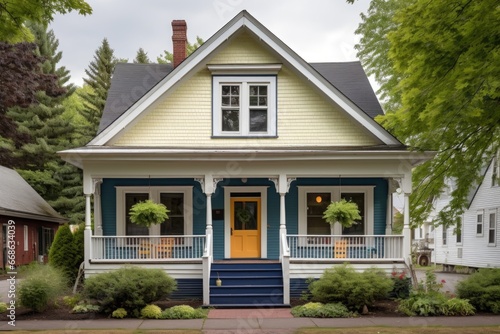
top-left (316, 195), bottom-right (322, 203)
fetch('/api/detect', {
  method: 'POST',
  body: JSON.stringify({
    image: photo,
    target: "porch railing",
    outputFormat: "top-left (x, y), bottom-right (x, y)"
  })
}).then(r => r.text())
top-left (90, 235), bottom-right (206, 261)
top-left (287, 235), bottom-right (404, 261)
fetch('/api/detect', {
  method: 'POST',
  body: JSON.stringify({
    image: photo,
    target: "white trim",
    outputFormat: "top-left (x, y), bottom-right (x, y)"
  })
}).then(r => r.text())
top-left (115, 186), bottom-right (193, 236)
top-left (88, 11), bottom-right (400, 146)
top-left (298, 186), bottom-right (375, 236)
top-left (223, 186), bottom-right (268, 259)
top-left (213, 76), bottom-right (277, 137)
top-left (208, 64), bottom-right (282, 75)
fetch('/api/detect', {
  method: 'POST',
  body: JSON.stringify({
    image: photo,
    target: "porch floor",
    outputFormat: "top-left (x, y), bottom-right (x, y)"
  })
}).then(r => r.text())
top-left (213, 259), bottom-right (280, 264)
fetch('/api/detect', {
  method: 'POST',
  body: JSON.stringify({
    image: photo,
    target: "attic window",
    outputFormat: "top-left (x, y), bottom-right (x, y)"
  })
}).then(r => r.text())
top-left (209, 65), bottom-right (281, 138)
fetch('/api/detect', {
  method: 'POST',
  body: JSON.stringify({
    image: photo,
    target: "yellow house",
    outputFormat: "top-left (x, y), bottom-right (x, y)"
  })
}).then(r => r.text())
top-left (60, 11), bottom-right (432, 307)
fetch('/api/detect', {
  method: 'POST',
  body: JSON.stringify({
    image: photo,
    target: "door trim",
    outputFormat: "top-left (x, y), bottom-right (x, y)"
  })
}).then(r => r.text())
top-left (223, 186), bottom-right (268, 259)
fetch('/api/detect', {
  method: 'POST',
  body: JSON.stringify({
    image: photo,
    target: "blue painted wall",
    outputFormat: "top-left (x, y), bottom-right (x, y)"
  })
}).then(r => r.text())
top-left (101, 177), bottom-right (387, 259)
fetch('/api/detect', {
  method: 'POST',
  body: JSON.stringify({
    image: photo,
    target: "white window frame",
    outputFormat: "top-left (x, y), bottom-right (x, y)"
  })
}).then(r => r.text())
top-left (116, 186), bottom-right (193, 236)
top-left (488, 208), bottom-right (497, 246)
top-left (476, 210), bottom-right (484, 237)
top-left (492, 152), bottom-right (499, 187)
top-left (456, 215), bottom-right (463, 245)
top-left (298, 186), bottom-right (375, 236)
top-left (24, 225), bottom-right (28, 251)
top-left (442, 227), bottom-right (447, 246)
top-left (212, 76), bottom-right (277, 137)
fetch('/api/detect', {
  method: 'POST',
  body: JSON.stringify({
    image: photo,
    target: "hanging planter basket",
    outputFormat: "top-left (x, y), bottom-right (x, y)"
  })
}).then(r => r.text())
top-left (322, 199), bottom-right (361, 228)
top-left (129, 200), bottom-right (170, 228)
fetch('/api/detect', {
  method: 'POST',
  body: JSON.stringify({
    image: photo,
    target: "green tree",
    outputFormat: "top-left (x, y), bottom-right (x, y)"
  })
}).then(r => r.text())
top-left (157, 36), bottom-right (204, 64)
top-left (0, 0), bottom-right (92, 42)
top-left (49, 223), bottom-right (76, 283)
top-left (134, 47), bottom-right (150, 64)
top-left (356, 0), bottom-right (500, 227)
top-left (79, 38), bottom-right (117, 139)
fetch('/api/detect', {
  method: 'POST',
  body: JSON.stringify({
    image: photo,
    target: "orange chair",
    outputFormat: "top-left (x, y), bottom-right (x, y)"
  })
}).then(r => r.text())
top-left (156, 238), bottom-right (175, 258)
top-left (334, 240), bottom-right (348, 258)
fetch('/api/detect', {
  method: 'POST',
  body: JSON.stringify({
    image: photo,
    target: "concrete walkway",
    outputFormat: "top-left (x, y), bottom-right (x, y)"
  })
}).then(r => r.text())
top-left (2, 314), bottom-right (500, 332)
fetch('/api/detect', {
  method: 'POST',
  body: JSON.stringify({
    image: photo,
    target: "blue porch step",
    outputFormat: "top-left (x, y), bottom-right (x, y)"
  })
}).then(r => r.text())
top-left (209, 262), bottom-right (285, 307)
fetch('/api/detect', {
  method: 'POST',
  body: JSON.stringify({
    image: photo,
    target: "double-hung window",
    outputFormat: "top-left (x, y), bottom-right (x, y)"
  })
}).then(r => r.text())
top-left (488, 209), bottom-right (497, 245)
top-left (213, 76), bottom-right (276, 137)
top-left (209, 64), bottom-right (281, 137)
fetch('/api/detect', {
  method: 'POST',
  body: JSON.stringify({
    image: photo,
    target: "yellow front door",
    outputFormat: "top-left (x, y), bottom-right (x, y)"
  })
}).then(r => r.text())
top-left (230, 197), bottom-right (261, 258)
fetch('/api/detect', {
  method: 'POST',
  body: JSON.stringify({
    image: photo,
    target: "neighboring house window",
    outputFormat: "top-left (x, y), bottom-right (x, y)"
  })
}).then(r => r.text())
top-left (24, 225), bottom-right (28, 251)
top-left (488, 209), bottom-right (497, 245)
top-left (442, 227), bottom-right (447, 246)
top-left (493, 153), bottom-right (499, 187)
top-left (476, 211), bottom-right (484, 236)
top-left (116, 186), bottom-right (193, 236)
top-left (456, 221), bottom-right (462, 244)
top-left (298, 186), bottom-right (374, 236)
top-left (212, 76), bottom-right (277, 137)
top-left (306, 192), bottom-right (331, 235)
top-left (39, 227), bottom-right (54, 256)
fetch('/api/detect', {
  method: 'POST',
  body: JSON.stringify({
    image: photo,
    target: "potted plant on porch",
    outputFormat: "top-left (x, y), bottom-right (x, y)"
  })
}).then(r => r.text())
top-left (129, 200), bottom-right (170, 228)
top-left (322, 199), bottom-right (361, 228)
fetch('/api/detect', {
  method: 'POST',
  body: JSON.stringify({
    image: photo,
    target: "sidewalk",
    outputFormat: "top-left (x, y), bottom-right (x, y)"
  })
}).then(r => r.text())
top-left (2, 312), bottom-right (500, 332)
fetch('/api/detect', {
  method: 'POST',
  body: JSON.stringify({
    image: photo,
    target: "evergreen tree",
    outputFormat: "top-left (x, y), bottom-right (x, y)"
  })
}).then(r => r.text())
top-left (49, 223), bottom-right (76, 284)
top-left (79, 38), bottom-right (117, 139)
top-left (134, 47), bottom-right (150, 64)
top-left (6, 23), bottom-right (86, 224)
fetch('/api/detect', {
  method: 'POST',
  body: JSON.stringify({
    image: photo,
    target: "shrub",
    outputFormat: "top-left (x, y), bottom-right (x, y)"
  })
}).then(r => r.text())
top-left (82, 266), bottom-right (176, 315)
top-left (161, 305), bottom-right (206, 319)
top-left (456, 268), bottom-right (500, 313)
top-left (141, 304), bottom-right (162, 319)
top-left (112, 308), bottom-right (128, 319)
top-left (18, 263), bottom-right (67, 312)
top-left (49, 224), bottom-right (76, 283)
top-left (72, 304), bottom-right (100, 313)
top-left (291, 302), bottom-right (353, 318)
top-left (399, 270), bottom-right (474, 316)
top-left (0, 302), bottom-right (7, 313)
top-left (72, 223), bottom-right (85, 277)
top-left (63, 294), bottom-right (81, 308)
top-left (309, 264), bottom-right (393, 312)
top-left (390, 270), bottom-right (411, 299)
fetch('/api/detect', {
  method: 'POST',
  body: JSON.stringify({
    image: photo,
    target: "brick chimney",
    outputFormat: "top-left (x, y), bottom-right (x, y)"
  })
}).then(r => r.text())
top-left (172, 20), bottom-right (187, 68)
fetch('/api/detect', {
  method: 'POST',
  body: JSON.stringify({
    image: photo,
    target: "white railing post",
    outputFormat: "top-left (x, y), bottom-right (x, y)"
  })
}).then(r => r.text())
top-left (281, 233), bottom-right (290, 304)
top-left (402, 193), bottom-right (412, 266)
top-left (84, 193), bottom-right (92, 265)
top-left (202, 234), bottom-right (211, 305)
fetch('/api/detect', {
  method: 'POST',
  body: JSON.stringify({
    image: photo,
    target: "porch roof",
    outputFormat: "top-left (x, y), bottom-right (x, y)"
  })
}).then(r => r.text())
top-left (59, 145), bottom-right (434, 168)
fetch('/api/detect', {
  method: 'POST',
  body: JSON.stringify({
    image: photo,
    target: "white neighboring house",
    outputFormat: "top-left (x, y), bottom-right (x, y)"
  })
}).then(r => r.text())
top-left (434, 155), bottom-right (500, 270)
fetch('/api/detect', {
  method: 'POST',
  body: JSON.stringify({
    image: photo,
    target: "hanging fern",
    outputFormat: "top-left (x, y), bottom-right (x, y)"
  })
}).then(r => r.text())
top-left (322, 199), bottom-right (361, 228)
top-left (129, 200), bottom-right (169, 228)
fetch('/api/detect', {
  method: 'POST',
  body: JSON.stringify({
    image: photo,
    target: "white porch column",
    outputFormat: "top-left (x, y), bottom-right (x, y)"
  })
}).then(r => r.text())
top-left (93, 178), bottom-right (103, 236)
top-left (402, 193), bottom-right (411, 266)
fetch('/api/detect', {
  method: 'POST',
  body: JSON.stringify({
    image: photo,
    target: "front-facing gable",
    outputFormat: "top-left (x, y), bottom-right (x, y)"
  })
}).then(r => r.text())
top-left (89, 10), bottom-right (401, 148)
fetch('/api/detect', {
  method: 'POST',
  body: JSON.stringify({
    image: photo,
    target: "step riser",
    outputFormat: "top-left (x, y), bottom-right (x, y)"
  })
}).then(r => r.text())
top-left (211, 277), bottom-right (282, 285)
top-left (211, 271), bottom-right (282, 278)
top-left (211, 263), bottom-right (281, 270)
top-left (210, 296), bottom-right (284, 305)
top-left (211, 286), bottom-right (283, 294)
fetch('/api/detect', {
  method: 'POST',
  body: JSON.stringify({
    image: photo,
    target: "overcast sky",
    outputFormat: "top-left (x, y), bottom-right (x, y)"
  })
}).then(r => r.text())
top-left (49, 0), bottom-right (372, 87)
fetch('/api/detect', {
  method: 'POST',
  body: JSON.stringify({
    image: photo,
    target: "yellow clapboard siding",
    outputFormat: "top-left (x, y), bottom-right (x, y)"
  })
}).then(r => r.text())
top-left (113, 33), bottom-right (380, 147)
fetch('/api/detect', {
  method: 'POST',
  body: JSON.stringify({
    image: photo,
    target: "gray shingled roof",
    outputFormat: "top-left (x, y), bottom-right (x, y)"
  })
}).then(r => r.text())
top-left (310, 62), bottom-right (383, 119)
top-left (97, 61), bottom-right (383, 135)
top-left (98, 63), bottom-right (173, 134)
top-left (0, 166), bottom-right (65, 222)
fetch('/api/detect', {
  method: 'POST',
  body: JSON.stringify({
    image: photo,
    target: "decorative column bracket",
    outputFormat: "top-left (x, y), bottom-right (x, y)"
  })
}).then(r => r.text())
top-left (269, 177), bottom-right (296, 194)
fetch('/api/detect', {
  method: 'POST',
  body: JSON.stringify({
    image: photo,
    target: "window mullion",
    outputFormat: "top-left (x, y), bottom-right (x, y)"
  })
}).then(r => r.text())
top-left (242, 82), bottom-right (249, 136)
